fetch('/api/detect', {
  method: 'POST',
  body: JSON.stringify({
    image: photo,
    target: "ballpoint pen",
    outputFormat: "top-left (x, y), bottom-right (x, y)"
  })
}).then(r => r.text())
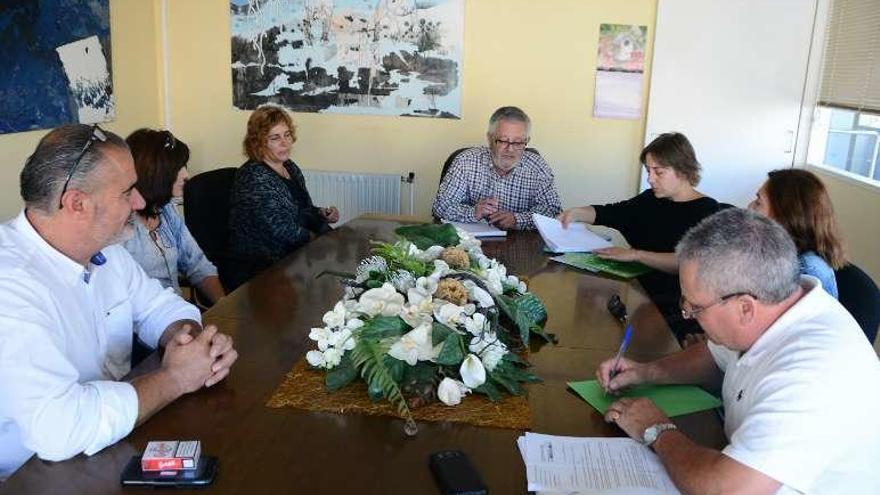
top-left (606, 323), bottom-right (633, 394)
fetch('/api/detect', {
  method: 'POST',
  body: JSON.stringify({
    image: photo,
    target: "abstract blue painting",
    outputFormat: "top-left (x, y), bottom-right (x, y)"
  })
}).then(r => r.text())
top-left (230, 0), bottom-right (463, 119)
top-left (0, 0), bottom-right (114, 134)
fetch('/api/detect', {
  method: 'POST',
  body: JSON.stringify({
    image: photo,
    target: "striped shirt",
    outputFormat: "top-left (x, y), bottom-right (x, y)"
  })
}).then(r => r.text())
top-left (432, 147), bottom-right (562, 230)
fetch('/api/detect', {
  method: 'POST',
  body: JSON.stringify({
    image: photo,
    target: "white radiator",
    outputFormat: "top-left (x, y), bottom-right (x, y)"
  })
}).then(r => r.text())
top-left (302, 170), bottom-right (415, 225)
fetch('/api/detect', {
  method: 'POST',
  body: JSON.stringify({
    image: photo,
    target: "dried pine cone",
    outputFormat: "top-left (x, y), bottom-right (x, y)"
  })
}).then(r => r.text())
top-left (440, 247), bottom-right (470, 270)
top-left (435, 278), bottom-right (468, 305)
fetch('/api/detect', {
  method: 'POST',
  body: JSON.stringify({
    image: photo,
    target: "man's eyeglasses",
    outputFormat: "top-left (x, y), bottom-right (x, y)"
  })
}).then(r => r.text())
top-left (59, 125), bottom-right (107, 209)
top-left (493, 138), bottom-right (528, 150)
top-left (680, 292), bottom-right (754, 320)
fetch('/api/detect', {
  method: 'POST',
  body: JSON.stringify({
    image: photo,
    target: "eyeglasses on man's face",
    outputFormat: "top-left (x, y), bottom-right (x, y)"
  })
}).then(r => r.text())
top-left (680, 291), bottom-right (754, 320)
top-left (492, 138), bottom-right (528, 150)
top-left (59, 124), bottom-right (107, 209)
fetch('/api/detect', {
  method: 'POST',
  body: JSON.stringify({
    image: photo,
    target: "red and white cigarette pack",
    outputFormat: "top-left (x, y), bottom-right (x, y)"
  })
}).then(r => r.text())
top-left (141, 440), bottom-right (201, 472)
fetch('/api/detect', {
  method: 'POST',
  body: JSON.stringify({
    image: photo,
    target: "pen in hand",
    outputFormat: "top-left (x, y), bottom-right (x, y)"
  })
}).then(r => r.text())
top-left (605, 323), bottom-right (634, 395)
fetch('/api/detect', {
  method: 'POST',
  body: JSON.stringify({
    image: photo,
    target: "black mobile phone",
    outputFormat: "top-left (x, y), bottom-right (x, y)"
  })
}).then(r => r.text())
top-left (120, 455), bottom-right (218, 487)
top-left (429, 450), bottom-right (488, 495)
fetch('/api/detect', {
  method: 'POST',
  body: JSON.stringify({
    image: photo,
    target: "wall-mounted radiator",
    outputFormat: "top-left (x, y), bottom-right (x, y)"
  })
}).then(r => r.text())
top-left (302, 170), bottom-right (416, 225)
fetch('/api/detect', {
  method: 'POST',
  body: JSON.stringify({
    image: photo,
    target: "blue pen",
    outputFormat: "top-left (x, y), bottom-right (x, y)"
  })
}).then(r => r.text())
top-left (607, 324), bottom-right (634, 393)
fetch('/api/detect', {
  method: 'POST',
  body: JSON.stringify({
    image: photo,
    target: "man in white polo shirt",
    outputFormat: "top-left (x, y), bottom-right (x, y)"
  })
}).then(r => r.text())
top-left (0, 125), bottom-right (238, 480)
top-left (596, 208), bottom-right (880, 494)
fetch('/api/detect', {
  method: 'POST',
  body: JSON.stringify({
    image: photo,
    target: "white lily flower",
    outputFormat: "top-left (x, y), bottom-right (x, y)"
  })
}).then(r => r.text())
top-left (437, 378), bottom-right (470, 406)
top-left (322, 301), bottom-right (347, 329)
top-left (460, 353), bottom-right (487, 388)
top-left (357, 283), bottom-right (405, 317)
top-left (463, 280), bottom-right (495, 308)
top-left (306, 350), bottom-right (325, 367)
top-left (323, 347), bottom-right (343, 368)
top-left (388, 322), bottom-right (435, 366)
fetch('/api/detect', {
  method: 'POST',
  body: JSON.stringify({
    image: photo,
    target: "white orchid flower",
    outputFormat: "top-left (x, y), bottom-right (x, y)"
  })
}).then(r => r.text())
top-left (306, 350), bottom-right (325, 368)
top-left (433, 302), bottom-right (468, 327)
top-left (468, 333), bottom-right (507, 372)
top-left (345, 318), bottom-right (364, 331)
top-left (329, 328), bottom-right (356, 351)
top-left (400, 298), bottom-right (434, 328)
top-left (408, 276), bottom-right (438, 305)
top-left (309, 327), bottom-right (332, 351)
top-left (462, 280), bottom-right (494, 308)
top-left (323, 347), bottom-right (343, 368)
top-left (460, 353), bottom-right (487, 388)
top-left (357, 283), bottom-right (405, 317)
top-left (388, 322), bottom-right (436, 366)
top-left (484, 270), bottom-right (504, 296)
top-left (414, 245), bottom-right (444, 262)
top-left (322, 301), bottom-right (347, 329)
top-left (437, 378), bottom-right (470, 406)
top-left (463, 313), bottom-right (489, 336)
top-left (430, 259), bottom-right (451, 280)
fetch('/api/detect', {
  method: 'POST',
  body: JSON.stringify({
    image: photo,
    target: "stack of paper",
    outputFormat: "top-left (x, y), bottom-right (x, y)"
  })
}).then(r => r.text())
top-left (533, 214), bottom-right (613, 253)
top-left (516, 432), bottom-right (680, 494)
top-left (443, 220), bottom-right (507, 238)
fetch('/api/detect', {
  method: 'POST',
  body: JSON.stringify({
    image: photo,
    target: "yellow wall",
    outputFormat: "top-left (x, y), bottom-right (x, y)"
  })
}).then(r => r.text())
top-left (0, 0), bottom-right (163, 218)
top-left (811, 168), bottom-right (880, 280)
top-left (165, 0), bottom-right (657, 218)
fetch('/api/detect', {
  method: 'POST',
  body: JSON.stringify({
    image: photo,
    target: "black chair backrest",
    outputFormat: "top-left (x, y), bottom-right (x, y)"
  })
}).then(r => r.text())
top-left (438, 147), bottom-right (541, 187)
top-left (183, 167), bottom-right (238, 263)
top-left (835, 263), bottom-right (880, 344)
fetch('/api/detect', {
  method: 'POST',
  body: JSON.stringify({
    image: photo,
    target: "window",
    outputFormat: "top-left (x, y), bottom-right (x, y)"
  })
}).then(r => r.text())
top-left (806, 0), bottom-right (880, 184)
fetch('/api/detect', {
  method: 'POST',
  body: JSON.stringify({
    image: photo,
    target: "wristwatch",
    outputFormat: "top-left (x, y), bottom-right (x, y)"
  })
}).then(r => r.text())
top-left (642, 423), bottom-right (677, 449)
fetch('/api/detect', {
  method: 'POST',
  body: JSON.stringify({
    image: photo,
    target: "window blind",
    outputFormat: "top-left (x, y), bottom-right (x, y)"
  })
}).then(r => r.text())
top-left (818, 0), bottom-right (880, 112)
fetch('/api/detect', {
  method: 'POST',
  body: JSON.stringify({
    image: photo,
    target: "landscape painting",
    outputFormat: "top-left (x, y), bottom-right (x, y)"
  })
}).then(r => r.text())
top-left (0, 0), bottom-right (114, 134)
top-left (230, 0), bottom-right (463, 119)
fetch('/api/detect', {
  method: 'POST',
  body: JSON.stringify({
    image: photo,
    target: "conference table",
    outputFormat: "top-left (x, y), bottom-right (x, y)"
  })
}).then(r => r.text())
top-left (2, 216), bottom-right (725, 494)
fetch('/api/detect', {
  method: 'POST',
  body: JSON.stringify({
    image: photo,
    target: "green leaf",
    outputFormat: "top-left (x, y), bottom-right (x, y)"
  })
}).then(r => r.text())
top-left (496, 293), bottom-right (551, 345)
top-left (401, 362), bottom-right (437, 387)
top-left (435, 332), bottom-right (465, 366)
top-left (431, 321), bottom-right (454, 346)
top-left (472, 381), bottom-right (502, 402)
top-left (349, 338), bottom-right (414, 422)
top-left (324, 354), bottom-right (358, 392)
top-left (384, 355), bottom-right (407, 383)
top-left (365, 279), bottom-right (383, 289)
top-left (395, 223), bottom-right (461, 249)
top-left (502, 352), bottom-right (529, 366)
top-left (358, 316), bottom-right (410, 340)
top-left (490, 373), bottom-right (522, 395)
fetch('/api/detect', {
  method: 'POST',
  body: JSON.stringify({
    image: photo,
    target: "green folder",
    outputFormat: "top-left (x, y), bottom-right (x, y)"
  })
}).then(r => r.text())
top-left (568, 379), bottom-right (722, 417)
top-left (552, 253), bottom-right (652, 278)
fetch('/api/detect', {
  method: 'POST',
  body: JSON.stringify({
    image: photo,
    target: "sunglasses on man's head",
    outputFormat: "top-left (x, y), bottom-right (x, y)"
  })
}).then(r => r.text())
top-left (58, 125), bottom-right (107, 209)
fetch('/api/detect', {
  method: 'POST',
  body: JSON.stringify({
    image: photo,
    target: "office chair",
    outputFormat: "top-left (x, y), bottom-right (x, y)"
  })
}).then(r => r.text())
top-left (835, 263), bottom-right (880, 344)
top-left (438, 147), bottom-right (542, 186)
top-left (183, 167), bottom-right (240, 290)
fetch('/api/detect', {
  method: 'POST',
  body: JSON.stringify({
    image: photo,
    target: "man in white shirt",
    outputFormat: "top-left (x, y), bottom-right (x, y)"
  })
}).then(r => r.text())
top-left (0, 125), bottom-right (238, 479)
top-left (597, 208), bottom-right (880, 494)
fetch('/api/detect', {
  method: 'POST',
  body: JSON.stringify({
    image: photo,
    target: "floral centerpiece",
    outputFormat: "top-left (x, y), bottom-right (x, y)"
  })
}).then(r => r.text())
top-left (306, 223), bottom-right (551, 433)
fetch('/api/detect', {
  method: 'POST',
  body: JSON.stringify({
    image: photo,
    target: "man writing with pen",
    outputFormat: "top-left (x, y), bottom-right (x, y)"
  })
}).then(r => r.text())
top-left (596, 208), bottom-right (880, 494)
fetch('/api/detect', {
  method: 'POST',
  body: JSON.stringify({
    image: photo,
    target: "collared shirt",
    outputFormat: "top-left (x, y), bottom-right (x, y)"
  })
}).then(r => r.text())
top-left (0, 210), bottom-right (202, 480)
top-left (432, 147), bottom-right (562, 230)
top-left (708, 276), bottom-right (880, 494)
top-left (122, 203), bottom-right (218, 293)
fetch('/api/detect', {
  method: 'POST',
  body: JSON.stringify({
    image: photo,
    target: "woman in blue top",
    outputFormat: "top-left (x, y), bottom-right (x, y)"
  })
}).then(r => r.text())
top-left (749, 168), bottom-right (845, 298)
top-left (122, 129), bottom-right (226, 305)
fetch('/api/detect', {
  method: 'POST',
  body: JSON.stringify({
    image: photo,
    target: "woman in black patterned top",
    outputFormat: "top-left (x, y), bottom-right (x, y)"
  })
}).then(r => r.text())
top-left (227, 105), bottom-right (339, 288)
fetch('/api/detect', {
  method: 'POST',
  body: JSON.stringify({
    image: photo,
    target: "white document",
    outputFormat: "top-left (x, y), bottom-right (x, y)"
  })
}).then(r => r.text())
top-left (517, 433), bottom-right (680, 494)
top-left (533, 214), bottom-right (613, 253)
top-left (444, 220), bottom-right (507, 238)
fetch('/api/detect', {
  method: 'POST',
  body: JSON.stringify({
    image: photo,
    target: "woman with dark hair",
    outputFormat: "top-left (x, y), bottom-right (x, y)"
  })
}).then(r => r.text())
top-left (227, 105), bottom-right (339, 288)
top-left (749, 168), bottom-right (845, 298)
top-left (558, 132), bottom-right (725, 341)
top-left (122, 128), bottom-right (225, 305)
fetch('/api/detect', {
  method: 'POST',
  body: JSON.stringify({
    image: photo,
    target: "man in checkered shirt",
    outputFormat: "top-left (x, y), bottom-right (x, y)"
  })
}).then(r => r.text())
top-left (432, 106), bottom-right (562, 230)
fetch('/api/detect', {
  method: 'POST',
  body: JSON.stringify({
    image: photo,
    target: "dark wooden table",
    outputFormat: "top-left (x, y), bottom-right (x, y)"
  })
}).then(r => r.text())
top-left (2, 216), bottom-right (725, 494)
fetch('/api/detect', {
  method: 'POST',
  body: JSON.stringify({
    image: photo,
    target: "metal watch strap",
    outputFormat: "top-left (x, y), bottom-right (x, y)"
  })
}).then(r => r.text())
top-left (643, 422), bottom-right (677, 449)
